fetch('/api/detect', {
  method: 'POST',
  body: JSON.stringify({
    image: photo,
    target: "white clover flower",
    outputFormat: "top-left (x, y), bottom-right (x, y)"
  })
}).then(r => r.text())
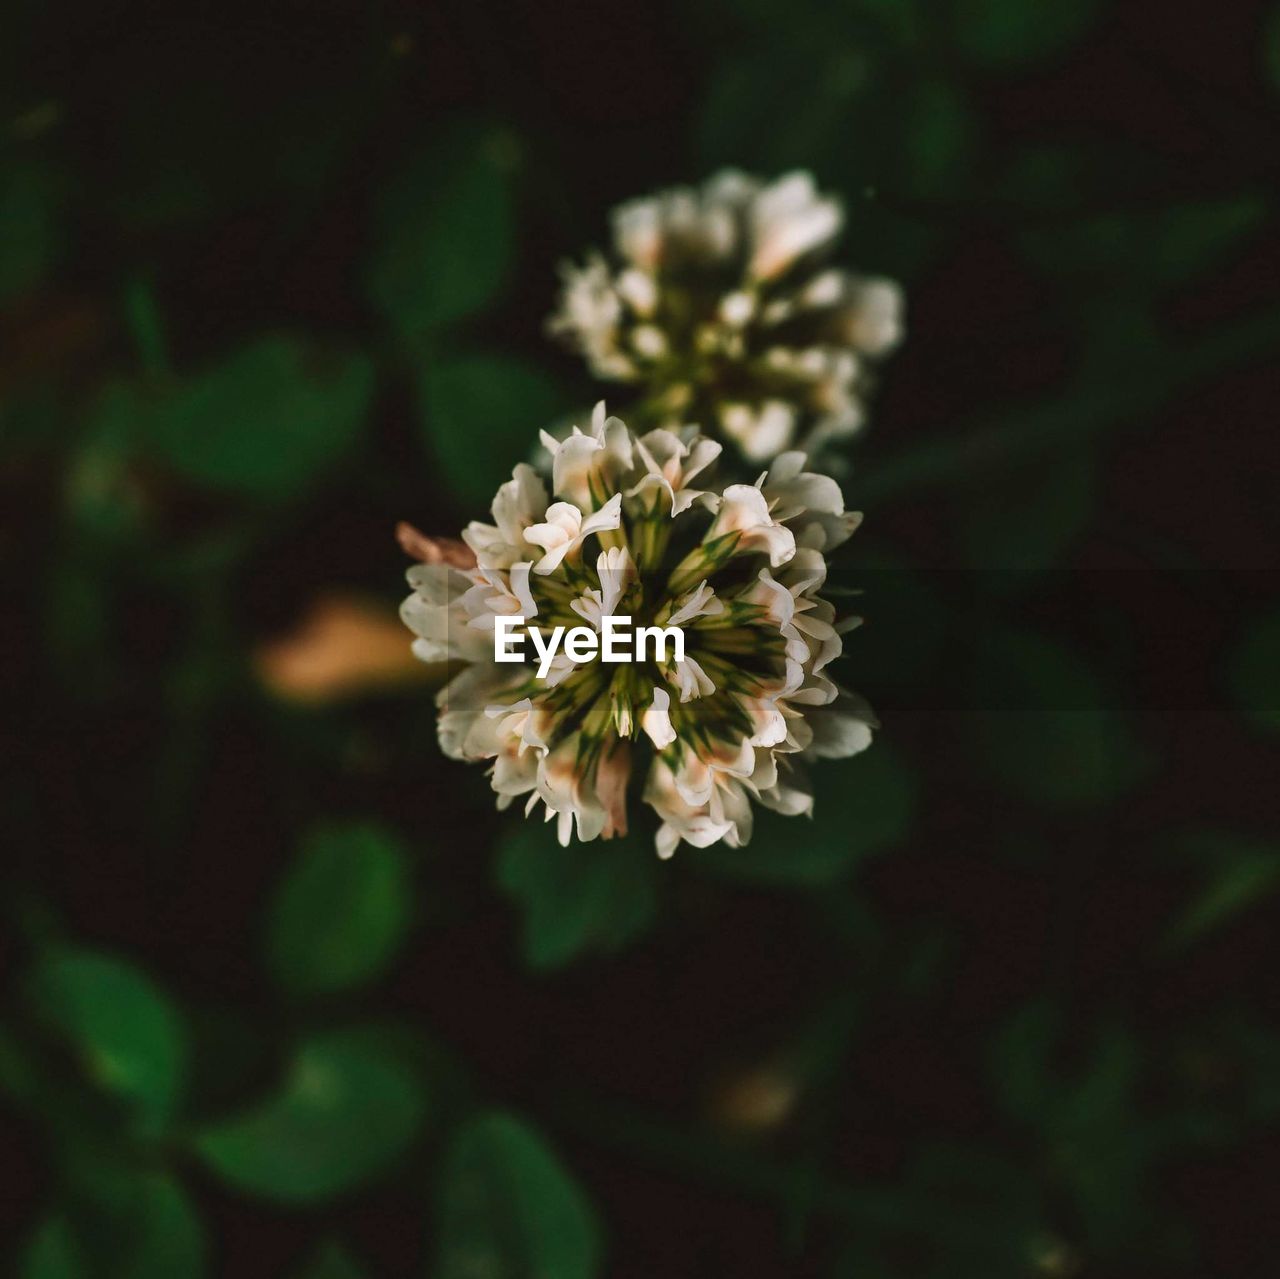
top-left (549, 171), bottom-right (904, 463)
top-left (400, 404), bottom-right (877, 857)
top-left (524, 494), bottom-right (623, 575)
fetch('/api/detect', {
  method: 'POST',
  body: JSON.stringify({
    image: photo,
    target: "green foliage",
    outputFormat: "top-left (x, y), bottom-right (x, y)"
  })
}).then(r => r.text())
top-left (105, 60), bottom-right (370, 230)
top-left (109, 1175), bottom-right (206, 1279)
top-left (693, 744), bottom-right (917, 884)
top-left (1165, 832), bottom-right (1280, 950)
top-left (1149, 199), bottom-right (1268, 284)
top-left (848, 0), bottom-right (923, 46)
top-left (0, 159), bottom-right (62, 304)
top-left (44, 559), bottom-right (114, 697)
top-left (1021, 197), bottom-right (1267, 289)
top-left (92, 337), bottom-right (374, 502)
top-left (965, 627), bottom-right (1151, 808)
top-left (954, 0), bottom-right (1103, 68)
top-left (697, 23), bottom-right (944, 279)
top-left (369, 121), bottom-right (517, 345)
top-left (193, 1028), bottom-right (427, 1203)
top-left (295, 1243), bottom-right (368, 1279)
top-left (849, 545), bottom-right (950, 690)
top-left (123, 279), bottom-right (169, 378)
top-left (996, 144), bottom-right (1086, 211)
top-left (903, 80), bottom-right (979, 199)
top-left (6, 1), bottom-right (1277, 1272)
top-left (21, 1218), bottom-right (83, 1279)
top-left (1226, 607), bottom-right (1280, 735)
top-left (64, 426), bottom-right (151, 547)
top-left (419, 353), bottom-right (570, 512)
top-left (269, 823), bottom-right (413, 997)
top-left (1207, 1017), bottom-right (1280, 1126)
top-left (898, 1143), bottom-right (1047, 1275)
top-left (434, 1112), bottom-right (603, 1279)
top-left (496, 822), bottom-right (658, 970)
top-left (1265, 4), bottom-right (1280, 90)
top-left (27, 951), bottom-right (186, 1127)
top-left (698, 46), bottom-right (876, 178)
top-left (958, 446), bottom-right (1096, 579)
top-left (990, 1003), bottom-right (1161, 1252)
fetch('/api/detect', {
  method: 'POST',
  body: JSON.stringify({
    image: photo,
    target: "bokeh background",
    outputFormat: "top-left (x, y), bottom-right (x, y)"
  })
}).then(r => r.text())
top-left (4, 0), bottom-right (1280, 1275)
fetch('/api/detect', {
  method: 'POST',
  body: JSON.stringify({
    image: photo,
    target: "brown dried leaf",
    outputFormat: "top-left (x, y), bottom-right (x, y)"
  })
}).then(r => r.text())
top-left (255, 592), bottom-right (439, 704)
top-left (395, 522), bottom-right (476, 568)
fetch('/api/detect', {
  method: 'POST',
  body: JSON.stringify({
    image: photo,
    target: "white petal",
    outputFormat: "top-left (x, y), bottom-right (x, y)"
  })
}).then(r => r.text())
top-left (642, 687), bottom-right (677, 749)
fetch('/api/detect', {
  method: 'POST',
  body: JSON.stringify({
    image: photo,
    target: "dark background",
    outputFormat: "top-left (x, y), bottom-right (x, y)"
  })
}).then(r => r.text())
top-left (3, 0), bottom-right (1279, 1275)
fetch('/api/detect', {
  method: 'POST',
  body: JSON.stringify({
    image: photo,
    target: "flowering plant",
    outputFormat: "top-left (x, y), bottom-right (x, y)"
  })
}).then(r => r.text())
top-left (401, 403), bottom-right (876, 857)
top-left (549, 171), bottom-right (903, 463)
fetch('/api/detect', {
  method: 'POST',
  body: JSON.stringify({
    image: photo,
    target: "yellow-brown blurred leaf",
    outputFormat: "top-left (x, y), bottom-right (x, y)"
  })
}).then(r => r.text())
top-left (254, 593), bottom-right (439, 704)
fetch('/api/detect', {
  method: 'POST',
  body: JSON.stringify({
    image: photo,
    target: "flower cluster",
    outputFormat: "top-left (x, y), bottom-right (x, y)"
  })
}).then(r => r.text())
top-left (549, 171), bottom-right (903, 462)
top-left (401, 404), bottom-right (875, 857)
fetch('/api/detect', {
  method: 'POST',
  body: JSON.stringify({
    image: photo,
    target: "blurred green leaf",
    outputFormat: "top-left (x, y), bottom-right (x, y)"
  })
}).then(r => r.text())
top-left (847, 0), bottom-right (923, 45)
top-left (295, 1243), bottom-right (367, 1279)
top-left (698, 43), bottom-right (940, 276)
top-left (965, 627), bottom-right (1151, 808)
top-left (989, 999), bottom-right (1057, 1127)
top-left (1060, 1025), bottom-right (1139, 1131)
top-left (861, 304), bottom-right (1280, 504)
top-left (116, 336), bottom-right (374, 501)
top-left (0, 160), bottom-right (63, 304)
top-left (107, 64), bottom-right (370, 230)
top-left (698, 47), bottom-right (876, 176)
top-left (194, 1027), bottom-right (427, 1203)
top-left (28, 950), bottom-right (185, 1126)
top-left (958, 446), bottom-right (1095, 579)
top-left (1054, 1030), bottom-right (1148, 1250)
top-left (0, 1023), bottom-right (35, 1104)
top-left (340, 1023), bottom-right (473, 1130)
top-left (369, 121), bottom-right (516, 343)
top-left (1213, 1018), bottom-right (1280, 1122)
top-left (496, 822), bottom-right (657, 971)
top-left (3, 385), bottom-right (65, 453)
top-left (693, 744), bottom-right (916, 885)
top-left (123, 279), bottom-right (169, 377)
top-left (420, 353), bottom-right (568, 511)
top-left (903, 80), bottom-right (978, 198)
top-left (113, 1175), bottom-right (206, 1279)
top-left (1076, 297), bottom-right (1165, 379)
top-left (64, 433), bottom-right (150, 546)
top-left (434, 1111), bottom-right (602, 1279)
top-left (1165, 832), bottom-right (1280, 950)
top-left (44, 560), bottom-right (113, 697)
top-left (903, 1143), bottom-right (1046, 1274)
top-left (827, 1241), bottom-right (897, 1279)
top-left (1020, 213), bottom-right (1133, 295)
top-left (1148, 198), bottom-right (1267, 284)
top-left (1265, 4), bottom-right (1280, 90)
top-left (1226, 607), bottom-right (1280, 735)
top-left (849, 544), bottom-right (950, 690)
top-left (954, 0), bottom-right (1102, 68)
top-left (21, 1218), bottom-right (84, 1279)
top-left (183, 1008), bottom-right (279, 1118)
top-left (849, 200), bottom-right (941, 282)
top-left (996, 145), bottom-right (1086, 212)
top-left (269, 822), bottom-right (413, 997)
top-left (1021, 198), bottom-right (1266, 289)
top-left (990, 1005), bottom-right (1155, 1250)
top-left (696, 53), bottom-right (776, 169)
top-left (0, 1022), bottom-right (109, 1157)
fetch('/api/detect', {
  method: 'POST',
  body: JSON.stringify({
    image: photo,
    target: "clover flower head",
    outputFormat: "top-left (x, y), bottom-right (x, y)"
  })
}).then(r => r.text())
top-left (401, 403), bottom-right (876, 857)
top-left (549, 171), bottom-right (904, 463)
